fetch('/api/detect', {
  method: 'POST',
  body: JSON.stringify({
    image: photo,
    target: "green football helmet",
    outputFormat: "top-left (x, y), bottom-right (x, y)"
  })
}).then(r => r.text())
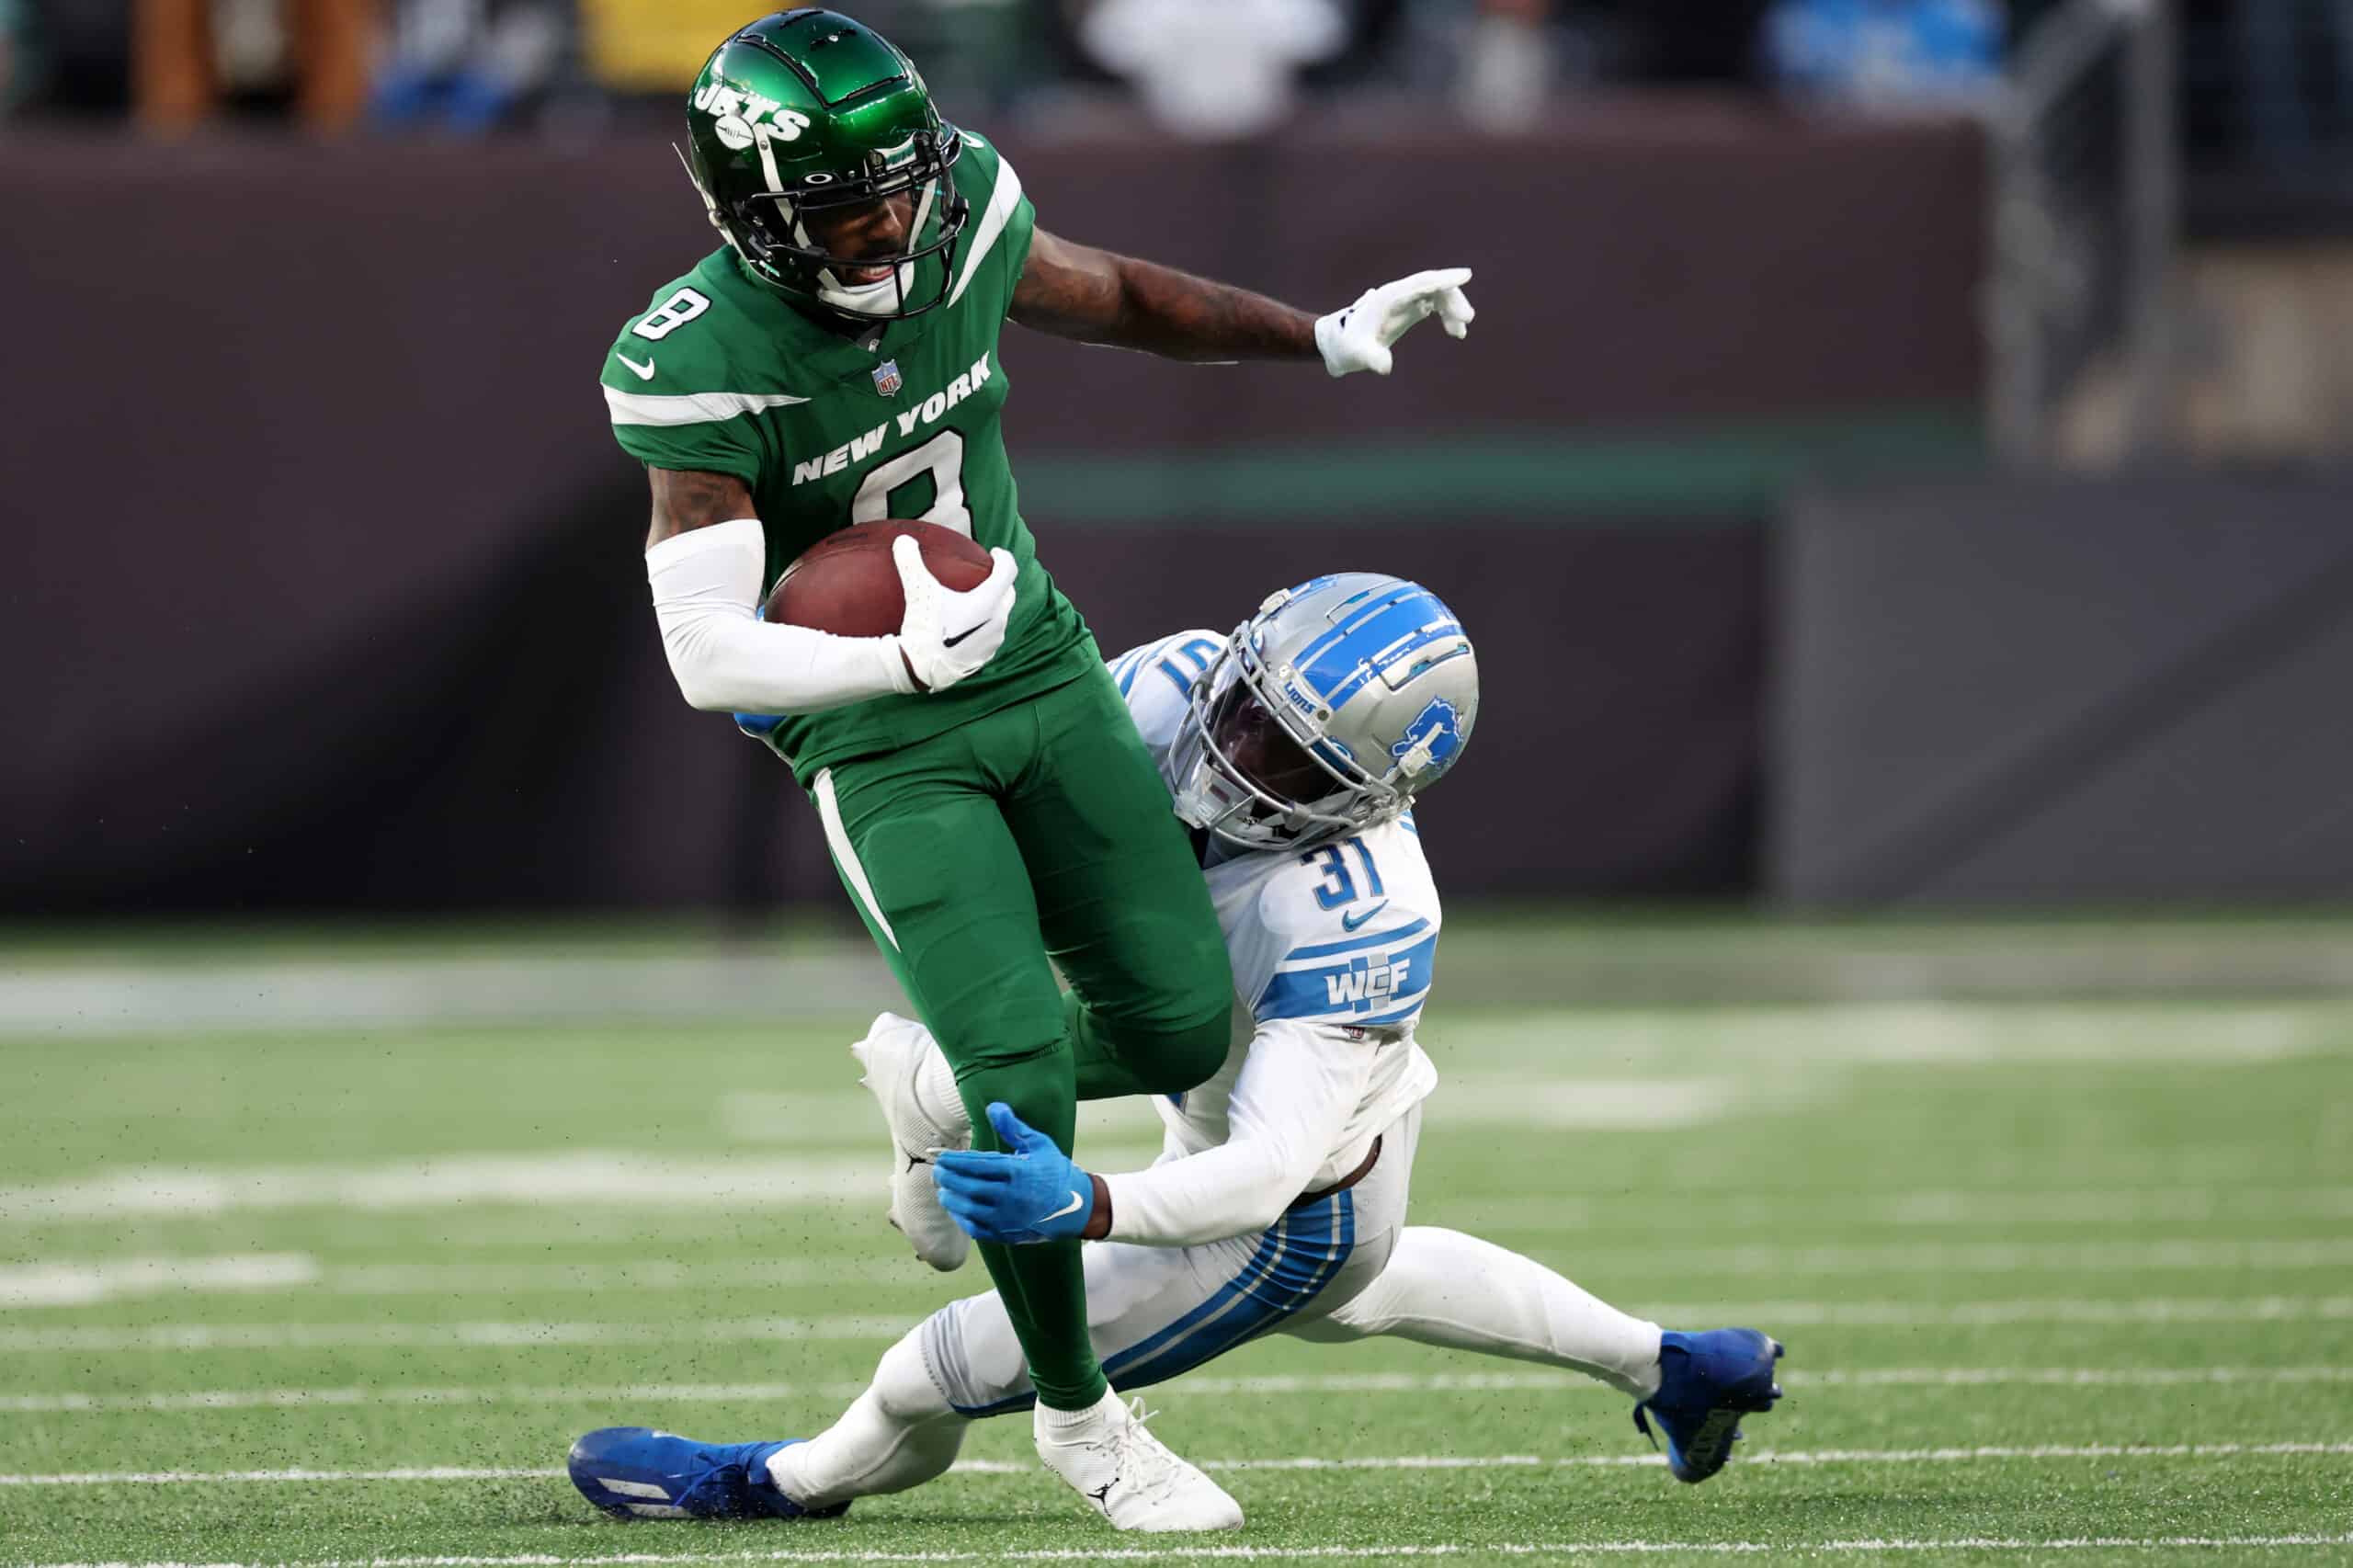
top-left (682, 8), bottom-right (969, 322)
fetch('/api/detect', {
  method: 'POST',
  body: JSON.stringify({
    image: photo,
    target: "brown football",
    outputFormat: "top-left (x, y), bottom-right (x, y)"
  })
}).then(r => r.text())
top-left (765, 520), bottom-right (994, 638)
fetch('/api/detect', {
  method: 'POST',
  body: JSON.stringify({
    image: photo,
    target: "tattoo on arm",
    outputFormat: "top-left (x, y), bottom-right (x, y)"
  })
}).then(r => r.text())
top-left (1010, 226), bottom-right (1318, 362)
top-left (645, 469), bottom-right (756, 551)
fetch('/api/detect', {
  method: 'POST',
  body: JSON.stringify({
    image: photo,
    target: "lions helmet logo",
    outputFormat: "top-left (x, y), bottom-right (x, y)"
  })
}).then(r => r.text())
top-left (1389, 698), bottom-right (1466, 778)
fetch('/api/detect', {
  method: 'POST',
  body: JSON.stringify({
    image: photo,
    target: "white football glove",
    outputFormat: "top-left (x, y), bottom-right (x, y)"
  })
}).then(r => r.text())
top-left (891, 533), bottom-right (1017, 694)
top-left (1313, 267), bottom-right (1475, 378)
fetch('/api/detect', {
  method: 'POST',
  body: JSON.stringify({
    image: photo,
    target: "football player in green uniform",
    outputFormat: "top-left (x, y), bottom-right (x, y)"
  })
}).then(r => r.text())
top-left (600, 8), bottom-right (1474, 1531)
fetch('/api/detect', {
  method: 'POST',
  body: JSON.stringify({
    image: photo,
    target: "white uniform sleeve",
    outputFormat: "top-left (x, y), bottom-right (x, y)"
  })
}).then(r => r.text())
top-left (646, 519), bottom-right (916, 714)
top-left (1100, 1017), bottom-right (1373, 1246)
top-left (1107, 630), bottom-right (1228, 762)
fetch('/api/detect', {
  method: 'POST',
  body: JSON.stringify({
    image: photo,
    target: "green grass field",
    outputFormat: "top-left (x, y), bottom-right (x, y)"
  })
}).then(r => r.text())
top-left (1, 918), bottom-right (2349, 1566)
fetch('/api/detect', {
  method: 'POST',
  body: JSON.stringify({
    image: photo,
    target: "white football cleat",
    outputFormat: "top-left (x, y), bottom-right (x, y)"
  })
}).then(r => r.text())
top-left (1034, 1388), bottom-right (1244, 1533)
top-left (850, 1010), bottom-right (971, 1272)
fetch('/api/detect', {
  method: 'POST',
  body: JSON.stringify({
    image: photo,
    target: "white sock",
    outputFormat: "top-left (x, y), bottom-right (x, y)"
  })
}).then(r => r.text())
top-left (912, 1029), bottom-right (972, 1141)
top-left (767, 1329), bottom-right (967, 1508)
top-left (1036, 1383), bottom-right (1118, 1433)
top-left (1301, 1226), bottom-right (1664, 1399)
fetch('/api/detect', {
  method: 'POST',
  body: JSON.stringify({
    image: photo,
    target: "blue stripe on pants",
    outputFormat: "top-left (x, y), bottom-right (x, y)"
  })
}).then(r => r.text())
top-left (950, 1193), bottom-right (1358, 1416)
top-left (1105, 1193), bottom-right (1356, 1390)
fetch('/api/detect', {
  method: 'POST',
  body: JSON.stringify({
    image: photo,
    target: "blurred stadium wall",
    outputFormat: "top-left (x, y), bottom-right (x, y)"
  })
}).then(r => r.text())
top-left (1774, 470), bottom-right (2353, 904)
top-left (5, 91), bottom-right (2349, 917)
top-left (1, 111), bottom-right (1982, 916)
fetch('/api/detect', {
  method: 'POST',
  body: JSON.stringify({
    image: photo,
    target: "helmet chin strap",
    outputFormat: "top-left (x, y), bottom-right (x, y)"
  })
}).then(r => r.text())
top-left (805, 176), bottom-right (939, 317)
top-left (816, 267), bottom-right (915, 315)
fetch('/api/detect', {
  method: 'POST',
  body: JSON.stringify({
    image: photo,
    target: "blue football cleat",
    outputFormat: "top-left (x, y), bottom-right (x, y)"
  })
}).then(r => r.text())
top-left (1633, 1327), bottom-right (1785, 1483)
top-left (568, 1426), bottom-right (847, 1520)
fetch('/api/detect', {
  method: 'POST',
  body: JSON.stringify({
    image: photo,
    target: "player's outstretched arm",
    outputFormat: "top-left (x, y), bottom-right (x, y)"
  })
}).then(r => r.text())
top-left (933, 1020), bottom-right (1372, 1250)
top-left (1010, 227), bottom-right (1316, 362)
top-left (1009, 227), bottom-right (1474, 378)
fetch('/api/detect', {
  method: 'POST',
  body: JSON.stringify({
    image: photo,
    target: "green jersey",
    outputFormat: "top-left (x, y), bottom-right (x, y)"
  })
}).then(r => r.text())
top-left (600, 133), bottom-right (1095, 779)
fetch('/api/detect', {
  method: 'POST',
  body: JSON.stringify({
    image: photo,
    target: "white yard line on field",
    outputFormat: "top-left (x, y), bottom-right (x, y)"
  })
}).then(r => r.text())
top-left (1215, 1442), bottom-right (2353, 1469)
top-left (0, 1317), bottom-right (908, 1353)
top-left (19, 1540), bottom-right (2353, 1568)
top-left (0, 1145), bottom-right (1159, 1230)
top-left (1424, 1185), bottom-right (2353, 1234)
top-left (1795, 1365), bottom-right (2353, 1387)
top-left (0, 953), bottom-right (900, 1036)
top-left (1427, 1002), bottom-right (2353, 1067)
top-left (1560, 1237), bottom-right (2353, 1277)
top-left (4, 1442), bottom-right (2349, 1488)
top-left (19, 1183), bottom-right (2346, 1250)
top-left (17, 1235), bottom-right (2349, 1313)
top-left (7, 1297), bottom-right (2349, 1355)
top-left (1635, 1295), bottom-right (2353, 1326)
top-left (7, 1365), bottom-right (2349, 1416)
top-left (0, 1256), bottom-right (318, 1309)
top-left (317, 1259), bottom-right (941, 1295)
top-left (1421, 1075), bottom-right (1756, 1130)
top-left (0, 1154), bottom-right (879, 1223)
top-left (1868, 1186), bottom-right (2353, 1224)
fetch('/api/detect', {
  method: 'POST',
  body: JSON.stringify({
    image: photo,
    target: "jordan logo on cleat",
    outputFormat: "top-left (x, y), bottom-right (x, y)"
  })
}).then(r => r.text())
top-left (903, 1150), bottom-right (930, 1170)
top-left (1086, 1479), bottom-right (1117, 1510)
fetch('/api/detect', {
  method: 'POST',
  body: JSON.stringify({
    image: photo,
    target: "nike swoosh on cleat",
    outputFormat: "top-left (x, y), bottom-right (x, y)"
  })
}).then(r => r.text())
top-left (615, 352), bottom-right (656, 381)
top-left (940, 620), bottom-right (988, 649)
top-left (1038, 1189), bottom-right (1086, 1223)
top-left (1340, 901), bottom-right (1390, 932)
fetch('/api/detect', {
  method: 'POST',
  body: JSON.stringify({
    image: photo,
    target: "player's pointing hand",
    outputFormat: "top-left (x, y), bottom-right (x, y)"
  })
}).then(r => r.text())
top-left (1314, 268), bottom-right (1476, 379)
top-left (892, 535), bottom-right (1017, 694)
top-left (934, 1102), bottom-right (1097, 1245)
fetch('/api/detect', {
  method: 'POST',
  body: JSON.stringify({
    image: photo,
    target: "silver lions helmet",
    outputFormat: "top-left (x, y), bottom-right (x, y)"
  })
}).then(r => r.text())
top-left (1170, 573), bottom-right (1479, 851)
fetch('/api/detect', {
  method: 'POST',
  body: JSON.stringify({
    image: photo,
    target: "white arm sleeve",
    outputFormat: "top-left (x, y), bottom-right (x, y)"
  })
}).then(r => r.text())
top-left (1101, 1018), bottom-right (1375, 1247)
top-left (646, 518), bottom-right (916, 715)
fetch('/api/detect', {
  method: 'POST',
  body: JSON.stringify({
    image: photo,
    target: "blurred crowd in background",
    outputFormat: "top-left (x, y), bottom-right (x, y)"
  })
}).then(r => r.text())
top-left (0, 1), bottom-right (2296, 143)
top-left (4, 0), bottom-right (2018, 134)
top-left (7, 0), bottom-right (2351, 915)
top-left (3, 3), bottom-right (2348, 172)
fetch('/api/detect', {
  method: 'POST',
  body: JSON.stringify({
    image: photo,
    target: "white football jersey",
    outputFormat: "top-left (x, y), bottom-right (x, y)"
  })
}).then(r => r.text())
top-left (1108, 631), bottom-right (1441, 1190)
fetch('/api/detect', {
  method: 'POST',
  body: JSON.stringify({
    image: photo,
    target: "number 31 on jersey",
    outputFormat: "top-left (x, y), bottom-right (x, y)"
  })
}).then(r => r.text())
top-left (1305, 836), bottom-right (1385, 916)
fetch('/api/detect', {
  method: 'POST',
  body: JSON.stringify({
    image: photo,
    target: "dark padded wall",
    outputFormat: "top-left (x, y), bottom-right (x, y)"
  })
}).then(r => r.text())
top-left (1772, 472), bottom-right (2353, 905)
top-left (1, 111), bottom-right (1983, 913)
top-left (9, 511), bottom-right (1761, 914)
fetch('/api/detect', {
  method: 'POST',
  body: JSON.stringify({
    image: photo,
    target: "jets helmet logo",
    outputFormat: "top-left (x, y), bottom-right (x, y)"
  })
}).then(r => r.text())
top-left (1389, 699), bottom-right (1465, 778)
top-left (695, 81), bottom-right (812, 152)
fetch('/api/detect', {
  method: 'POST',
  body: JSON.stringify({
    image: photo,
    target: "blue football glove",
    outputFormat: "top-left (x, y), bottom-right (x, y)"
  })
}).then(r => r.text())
top-left (931, 1102), bottom-right (1095, 1245)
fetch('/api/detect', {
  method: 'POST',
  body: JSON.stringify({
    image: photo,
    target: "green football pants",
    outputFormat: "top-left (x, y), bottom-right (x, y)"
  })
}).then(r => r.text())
top-left (813, 663), bottom-right (1234, 1409)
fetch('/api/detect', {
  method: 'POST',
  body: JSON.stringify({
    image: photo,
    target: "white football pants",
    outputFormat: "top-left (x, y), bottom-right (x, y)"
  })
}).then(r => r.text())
top-left (769, 1104), bottom-right (1663, 1510)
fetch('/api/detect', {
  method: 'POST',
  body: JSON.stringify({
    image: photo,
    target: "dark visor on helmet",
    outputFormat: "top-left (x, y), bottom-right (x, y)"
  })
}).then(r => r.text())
top-left (1206, 681), bottom-right (1332, 806)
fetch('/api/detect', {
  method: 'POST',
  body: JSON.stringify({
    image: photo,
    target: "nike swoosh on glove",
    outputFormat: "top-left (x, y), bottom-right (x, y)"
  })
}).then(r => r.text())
top-left (932, 1102), bottom-right (1096, 1245)
top-left (1313, 267), bottom-right (1475, 378)
top-left (892, 534), bottom-right (1017, 693)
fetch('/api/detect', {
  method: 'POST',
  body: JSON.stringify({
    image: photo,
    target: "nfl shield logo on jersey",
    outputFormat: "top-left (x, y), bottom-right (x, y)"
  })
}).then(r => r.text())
top-left (872, 359), bottom-right (904, 397)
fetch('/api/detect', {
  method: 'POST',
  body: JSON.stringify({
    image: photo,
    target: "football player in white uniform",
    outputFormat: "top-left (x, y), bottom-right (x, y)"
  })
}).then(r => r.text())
top-left (568, 574), bottom-right (1784, 1533)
